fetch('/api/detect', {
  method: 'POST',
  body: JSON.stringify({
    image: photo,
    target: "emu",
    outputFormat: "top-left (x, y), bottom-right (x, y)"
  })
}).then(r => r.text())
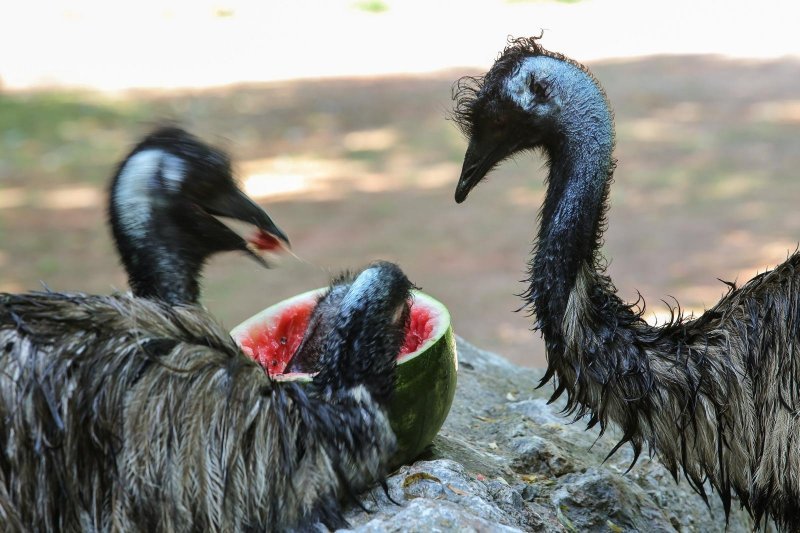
top-left (452, 37), bottom-right (800, 529)
top-left (107, 126), bottom-right (290, 305)
top-left (0, 128), bottom-right (410, 531)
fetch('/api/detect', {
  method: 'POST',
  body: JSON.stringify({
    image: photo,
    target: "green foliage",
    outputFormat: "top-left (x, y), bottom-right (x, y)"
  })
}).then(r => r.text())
top-left (353, 0), bottom-right (389, 14)
top-left (0, 92), bottom-right (145, 185)
top-left (507, 0), bottom-right (585, 4)
top-left (0, 93), bottom-right (133, 141)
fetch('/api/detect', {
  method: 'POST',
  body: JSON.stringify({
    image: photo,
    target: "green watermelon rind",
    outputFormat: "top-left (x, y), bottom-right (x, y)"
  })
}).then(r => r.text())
top-left (230, 289), bottom-right (458, 466)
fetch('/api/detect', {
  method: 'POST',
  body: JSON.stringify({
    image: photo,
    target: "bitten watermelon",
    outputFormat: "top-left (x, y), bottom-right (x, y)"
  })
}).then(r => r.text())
top-left (231, 289), bottom-right (457, 466)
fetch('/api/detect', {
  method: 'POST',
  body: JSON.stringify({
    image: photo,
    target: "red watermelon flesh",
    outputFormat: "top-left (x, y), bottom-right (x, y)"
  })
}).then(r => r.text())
top-left (238, 297), bottom-right (434, 377)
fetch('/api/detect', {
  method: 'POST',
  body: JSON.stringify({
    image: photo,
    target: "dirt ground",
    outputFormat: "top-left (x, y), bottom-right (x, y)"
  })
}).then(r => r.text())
top-left (2, 54), bottom-right (800, 367)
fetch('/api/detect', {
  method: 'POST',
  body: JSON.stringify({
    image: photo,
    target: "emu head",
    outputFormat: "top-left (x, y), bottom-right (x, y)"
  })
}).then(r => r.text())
top-left (109, 127), bottom-right (290, 303)
top-left (286, 261), bottom-right (414, 406)
top-left (452, 36), bottom-right (613, 203)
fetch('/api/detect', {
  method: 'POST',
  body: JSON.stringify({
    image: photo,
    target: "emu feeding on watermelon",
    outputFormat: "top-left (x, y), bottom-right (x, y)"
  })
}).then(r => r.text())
top-left (452, 35), bottom-right (800, 529)
top-left (233, 267), bottom-right (457, 468)
top-left (0, 131), bottom-right (414, 531)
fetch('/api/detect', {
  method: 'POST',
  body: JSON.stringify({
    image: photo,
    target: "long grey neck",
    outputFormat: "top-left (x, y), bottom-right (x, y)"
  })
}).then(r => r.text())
top-left (527, 128), bottom-right (615, 335)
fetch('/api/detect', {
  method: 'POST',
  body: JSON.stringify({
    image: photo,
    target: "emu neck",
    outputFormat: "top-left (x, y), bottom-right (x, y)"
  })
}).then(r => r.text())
top-left (529, 133), bottom-right (614, 333)
top-left (111, 207), bottom-right (204, 306)
top-left (124, 247), bottom-right (202, 305)
top-left (110, 149), bottom-right (203, 306)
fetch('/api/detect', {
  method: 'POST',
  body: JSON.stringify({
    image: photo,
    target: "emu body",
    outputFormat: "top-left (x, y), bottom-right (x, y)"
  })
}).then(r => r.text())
top-left (453, 37), bottom-right (800, 529)
top-left (0, 280), bottom-right (401, 531)
top-left (0, 128), bottom-right (408, 530)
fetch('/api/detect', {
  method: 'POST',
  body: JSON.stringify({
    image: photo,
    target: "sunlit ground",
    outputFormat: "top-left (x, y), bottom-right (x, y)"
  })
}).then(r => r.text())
top-left (3, 0), bottom-right (799, 90)
top-left (2, 0), bottom-right (800, 366)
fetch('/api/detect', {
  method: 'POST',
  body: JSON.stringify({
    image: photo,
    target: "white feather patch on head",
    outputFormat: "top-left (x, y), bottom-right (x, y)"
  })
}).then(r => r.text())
top-left (161, 153), bottom-right (187, 191)
top-left (504, 71), bottom-right (535, 109)
top-left (113, 149), bottom-right (185, 241)
top-left (341, 267), bottom-right (381, 312)
top-left (503, 56), bottom-right (558, 109)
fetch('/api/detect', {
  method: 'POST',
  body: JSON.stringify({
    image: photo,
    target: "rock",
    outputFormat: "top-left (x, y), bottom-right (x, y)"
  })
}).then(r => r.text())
top-left (510, 435), bottom-right (574, 477)
top-left (343, 336), bottom-right (759, 532)
top-left (347, 499), bottom-right (525, 533)
top-left (521, 484), bottom-right (539, 501)
top-left (551, 469), bottom-right (673, 532)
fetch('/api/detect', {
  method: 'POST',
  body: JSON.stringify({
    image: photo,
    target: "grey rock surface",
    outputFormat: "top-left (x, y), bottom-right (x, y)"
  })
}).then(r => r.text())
top-left (343, 336), bottom-right (762, 532)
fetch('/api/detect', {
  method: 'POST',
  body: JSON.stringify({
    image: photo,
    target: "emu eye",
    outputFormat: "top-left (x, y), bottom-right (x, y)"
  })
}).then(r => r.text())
top-left (530, 80), bottom-right (548, 100)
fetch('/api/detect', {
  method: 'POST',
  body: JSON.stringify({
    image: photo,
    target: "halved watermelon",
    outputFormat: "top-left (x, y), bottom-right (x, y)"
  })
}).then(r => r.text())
top-left (231, 289), bottom-right (457, 467)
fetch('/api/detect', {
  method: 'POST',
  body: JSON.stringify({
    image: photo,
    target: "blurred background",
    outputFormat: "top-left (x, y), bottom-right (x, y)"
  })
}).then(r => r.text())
top-left (2, 0), bottom-right (799, 366)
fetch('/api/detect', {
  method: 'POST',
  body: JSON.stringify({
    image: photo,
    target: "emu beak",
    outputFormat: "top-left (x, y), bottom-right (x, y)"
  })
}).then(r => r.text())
top-left (202, 188), bottom-right (291, 266)
top-left (455, 137), bottom-right (512, 203)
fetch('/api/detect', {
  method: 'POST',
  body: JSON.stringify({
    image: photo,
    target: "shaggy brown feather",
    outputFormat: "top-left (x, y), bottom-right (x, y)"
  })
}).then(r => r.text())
top-left (560, 259), bottom-right (800, 529)
top-left (0, 291), bottom-right (396, 531)
top-left (453, 35), bottom-right (800, 530)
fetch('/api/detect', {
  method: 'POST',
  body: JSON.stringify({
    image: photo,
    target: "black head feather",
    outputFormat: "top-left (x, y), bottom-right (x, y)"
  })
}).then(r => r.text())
top-left (306, 261), bottom-right (415, 407)
top-left (452, 35), bottom-right (549, 137)
top-left (451, 34), bottom-right (607, 142)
